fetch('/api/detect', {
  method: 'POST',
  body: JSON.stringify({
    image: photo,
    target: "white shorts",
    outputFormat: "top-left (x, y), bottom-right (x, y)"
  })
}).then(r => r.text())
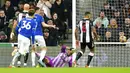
top-left (35, 35), bottom-right (46, 47)
top-left (18, 34), bottom-right (30, 55)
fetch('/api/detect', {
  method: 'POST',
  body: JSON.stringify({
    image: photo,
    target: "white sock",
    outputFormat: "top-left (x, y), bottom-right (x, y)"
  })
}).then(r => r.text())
top-left (72, 52), bottom-right (76, 62)
top-left (39, 50), bottom-right (46, 61)
top-left (31, 52), bottom-right (36, 66)
top-left (11, 52), bottom-right (20, 65)
top-left (88, 52), bottom-right (94, 56)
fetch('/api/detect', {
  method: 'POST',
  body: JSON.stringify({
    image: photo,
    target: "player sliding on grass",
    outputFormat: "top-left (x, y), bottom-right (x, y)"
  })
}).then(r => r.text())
top-left (35, 45), bottom-right (73, 67)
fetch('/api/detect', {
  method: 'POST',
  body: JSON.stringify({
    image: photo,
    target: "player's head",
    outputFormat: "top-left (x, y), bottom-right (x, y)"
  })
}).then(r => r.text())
top-left (66, 47), bottom-right (74, 56)
top-left (23, 3), bottom-right (30, 11)
top-left (35, 7), bottom-right (40, 14)
top-left (84, 11), bottom-right (91, 19)
top-left (28, 9), bottom-right (35, 17)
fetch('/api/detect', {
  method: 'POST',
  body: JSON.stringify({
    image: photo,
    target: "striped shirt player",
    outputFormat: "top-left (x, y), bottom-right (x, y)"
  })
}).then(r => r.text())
top-left (36, 45), bottom-right (72, 67)
top-left (75, 12), bottom-right (98, 67)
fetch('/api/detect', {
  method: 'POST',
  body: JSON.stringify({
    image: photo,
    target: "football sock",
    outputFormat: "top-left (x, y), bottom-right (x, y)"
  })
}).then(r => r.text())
top-left (87, 52), bottom-right (94, 66)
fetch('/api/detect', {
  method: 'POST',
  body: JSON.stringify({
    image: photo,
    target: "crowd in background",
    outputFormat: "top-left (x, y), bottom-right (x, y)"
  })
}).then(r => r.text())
top-left (93, 0), bottom-right (130, 42)
top-left (0, 0), bottom-right (72, 46)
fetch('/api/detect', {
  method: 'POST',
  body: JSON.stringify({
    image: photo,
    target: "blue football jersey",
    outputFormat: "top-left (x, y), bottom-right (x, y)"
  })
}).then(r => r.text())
top-left (16, 17), bottom-right (37, 44)
top-left (34, 14), bottom-right (44, 36)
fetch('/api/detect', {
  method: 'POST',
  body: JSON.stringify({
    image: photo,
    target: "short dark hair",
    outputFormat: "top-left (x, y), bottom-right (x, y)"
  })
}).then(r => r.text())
top-left (35, 7), bottom-right (40, 11)
top-left (0, 9), bottom-right (4, 12)
top-left (28, 9), bottom-right (35, 16)
top-left (84, 12), bottom-right (91, 16)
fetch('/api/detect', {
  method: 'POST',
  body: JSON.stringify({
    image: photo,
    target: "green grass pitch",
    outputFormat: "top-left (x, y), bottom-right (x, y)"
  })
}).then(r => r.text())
top-left (0, 68), bottom-right (129, 73)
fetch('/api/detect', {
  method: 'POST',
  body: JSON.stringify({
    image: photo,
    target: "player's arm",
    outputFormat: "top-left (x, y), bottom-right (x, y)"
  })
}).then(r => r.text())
top-left (75, 27), bottom-right (79, 41)
top-left (15, 20), bottom-right (22, 35)
top-left (31, 21), bottom-right (37, 45)
top-left (92, 26), bottom-right (98, 40)
top-left (68, 58), bottom-right (72, 67)
top-left (10, 19), bottom-right (18, 40)
top-left (42, 21), bottom-right (55, 28)
top-left (75, 26), bottom-right (80, 47)
top-left (41, 16), bottom-right (55, 28)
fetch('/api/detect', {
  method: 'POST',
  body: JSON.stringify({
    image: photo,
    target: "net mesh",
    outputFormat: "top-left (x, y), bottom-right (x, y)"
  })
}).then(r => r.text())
top-left (76, 0), bottom-right (130, 67)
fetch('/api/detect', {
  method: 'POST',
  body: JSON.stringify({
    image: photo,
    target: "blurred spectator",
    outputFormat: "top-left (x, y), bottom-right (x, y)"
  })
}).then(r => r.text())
top-left (52, 0), bottom-right (66, 22)
top-left (112, 10), bottom-right (124, 26)
top-left (10, 0), bottom-right (20, 7)
top-left (123, 0), bottom-right (130, 18)
top-left (108, 18), bottom-right (118, 28)
top-left (125, 18), bottom-right (130, 27)
top-left (52, 12), bottom-right (67, 39)
top-left (8, 17), bottom-right (17, 42)
top-left (40, 9), bottom-right (50, 23)
top-left (63, 0), bottom-right (72, 28)
top-left (105, 31), bottom-right (112, 42)
top-left (46, 19), bottom-right (58, 46)
top-left (44, 29), bottom-right (51, 46)
top-left (1, 0), bottom-right (15, 20)
top-left (119, 32), bottom-right (127, 42)
top-left (93, 11), bottom-right (109, 28)
top-left (103, 3), bottom-right (114, 20)
top-left (37, 0), bottom-right (52, 19)
top-left (124, 18), bottom-right (130, 39)
top-left (16, 1), bottom-right (24, 12)
top-left (107, 0), bottom-right (124, 9)
top-left (128, 8), bottom-right (130, 18)
top-left (0, 9), bottom-right (10, 42)
top-left (29, 2), bottom-right (36, 9)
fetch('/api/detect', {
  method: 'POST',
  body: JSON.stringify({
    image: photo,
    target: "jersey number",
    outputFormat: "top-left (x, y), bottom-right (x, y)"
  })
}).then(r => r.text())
top-left (21, 21), bottom-right (31, 30)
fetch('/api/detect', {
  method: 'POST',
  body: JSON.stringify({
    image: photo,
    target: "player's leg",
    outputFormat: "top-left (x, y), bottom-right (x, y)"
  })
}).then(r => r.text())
top-left (35, 52), bottom-right (46, 67)
top-left (86, 42), bottom-right (95, 67)
top-left (10, 36), bottom-right (23, 67)
top-left (38, 36), bottom-right (47, 67)
top-left (31, 44), bottom-right (36, 67)
top-left (9, 44), bottom-right (20, 68)
top-left (74, 43), bottom-right (87, 65)
top-left (44, 56), bottom-right (54, 67)
top-left (23, 37), bottom-right (30, 67)
top-left (32, 36), bottom-right (47, 67)
top-left (17, 44), bottom-right (21, 67)
top-left (9, 43), bottom-right (18, 67)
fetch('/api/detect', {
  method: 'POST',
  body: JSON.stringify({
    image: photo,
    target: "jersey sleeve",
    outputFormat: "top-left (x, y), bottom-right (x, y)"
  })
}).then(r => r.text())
top-left (41, 16), bottom-right (45, 22)
top-left (68, 57), bottom-right (72, 67)
top-left (15, 20), bottom-right (22, 34)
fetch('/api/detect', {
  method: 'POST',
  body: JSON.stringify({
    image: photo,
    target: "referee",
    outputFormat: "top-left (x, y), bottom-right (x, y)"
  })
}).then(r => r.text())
top-left (74, 12), bottom-right (98, 67)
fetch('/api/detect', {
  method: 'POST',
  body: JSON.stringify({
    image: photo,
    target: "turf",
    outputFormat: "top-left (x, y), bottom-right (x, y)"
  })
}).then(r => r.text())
top-left (0, 68), bottom-right (130, 73)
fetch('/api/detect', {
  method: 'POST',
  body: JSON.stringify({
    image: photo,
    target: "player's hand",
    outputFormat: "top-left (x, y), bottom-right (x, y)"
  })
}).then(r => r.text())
top-left (32, 44), bottom-right (36, 52)
top-left (51, 25), bottom-right (56, 28)
top-left (76, 40), bottom-right (79, 48)
top-left (10, 32), bottom-right (14, 40)
top-left (11, 49), bottom-right (18, 56)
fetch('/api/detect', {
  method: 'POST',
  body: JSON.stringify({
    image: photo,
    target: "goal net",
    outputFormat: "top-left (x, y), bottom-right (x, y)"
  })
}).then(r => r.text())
top-left (76, 0), bottom-right (130, 67)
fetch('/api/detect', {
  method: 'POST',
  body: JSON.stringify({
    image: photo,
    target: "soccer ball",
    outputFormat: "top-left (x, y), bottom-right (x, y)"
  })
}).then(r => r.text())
top-left (119, 36), bottom-right (127, 42)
